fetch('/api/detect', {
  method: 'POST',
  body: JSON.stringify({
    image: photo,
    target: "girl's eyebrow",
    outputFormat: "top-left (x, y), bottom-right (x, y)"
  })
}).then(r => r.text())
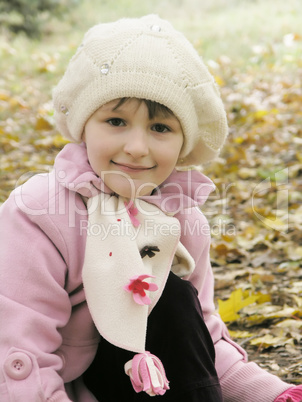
top-left (97, 103), bottom-right (123, 115)
top-left (156, 114), bottom-right (177, 120)
top-left (97, 101), bottom-right (180, 125)
top-left (151, 114), bottom-right (179, 124)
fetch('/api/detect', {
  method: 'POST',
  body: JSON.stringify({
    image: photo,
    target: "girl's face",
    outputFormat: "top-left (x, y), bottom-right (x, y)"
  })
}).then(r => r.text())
top-left (83, 98), bottom-right (184, 199)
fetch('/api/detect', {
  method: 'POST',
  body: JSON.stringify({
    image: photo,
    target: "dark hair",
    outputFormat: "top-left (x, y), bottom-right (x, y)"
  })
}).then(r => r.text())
top-left (113, 97), bottom-right (174, 120)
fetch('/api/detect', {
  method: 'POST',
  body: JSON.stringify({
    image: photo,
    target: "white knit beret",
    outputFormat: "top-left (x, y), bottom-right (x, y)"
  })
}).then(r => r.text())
top-left (53, 14), bottom-right (228, 166)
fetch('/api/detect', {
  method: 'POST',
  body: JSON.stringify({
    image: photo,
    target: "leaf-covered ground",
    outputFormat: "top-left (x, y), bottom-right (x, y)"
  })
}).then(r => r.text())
top-left (0, 0), bottom-right (301, 385)
top-left (203, 56), bottom-right (302, 383)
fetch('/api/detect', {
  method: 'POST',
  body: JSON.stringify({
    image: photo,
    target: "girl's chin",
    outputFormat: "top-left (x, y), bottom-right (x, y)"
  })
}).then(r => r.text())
top-left (105, 183), bottom-right (155, 199)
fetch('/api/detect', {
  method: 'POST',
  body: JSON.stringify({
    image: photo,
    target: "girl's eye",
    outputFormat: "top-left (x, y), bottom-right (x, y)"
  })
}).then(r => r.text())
top-left (107, 118), bottom-right (125, 127)
top-left (152, 124), bottom-right (170, 133)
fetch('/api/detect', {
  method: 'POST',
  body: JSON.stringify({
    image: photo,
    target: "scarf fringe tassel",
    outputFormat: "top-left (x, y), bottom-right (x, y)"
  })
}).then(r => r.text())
top-left (124, 352), bottom-right (170, 396)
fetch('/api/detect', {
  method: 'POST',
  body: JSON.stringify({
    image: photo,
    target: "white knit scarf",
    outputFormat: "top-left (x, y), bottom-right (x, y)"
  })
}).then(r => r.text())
top-left (82, 192), bottom-right (195, 353)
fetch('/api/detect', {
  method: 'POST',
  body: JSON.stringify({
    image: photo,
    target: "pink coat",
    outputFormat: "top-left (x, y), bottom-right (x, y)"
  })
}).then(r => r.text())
top-left (0, 143), bottom-right (291, 401)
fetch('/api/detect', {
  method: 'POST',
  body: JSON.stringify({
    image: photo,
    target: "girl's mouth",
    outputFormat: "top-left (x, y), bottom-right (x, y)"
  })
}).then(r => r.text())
top-left (112, 161), bottom-right (154, 172)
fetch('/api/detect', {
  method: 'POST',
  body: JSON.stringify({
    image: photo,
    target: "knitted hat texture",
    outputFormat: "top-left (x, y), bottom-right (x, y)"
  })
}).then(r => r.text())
top-left (53, 14), bottom-right (228, 166)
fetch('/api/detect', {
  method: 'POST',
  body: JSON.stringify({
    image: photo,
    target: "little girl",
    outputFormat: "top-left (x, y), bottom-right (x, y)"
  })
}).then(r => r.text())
top-left (0, 14), bottom-right (301, 402)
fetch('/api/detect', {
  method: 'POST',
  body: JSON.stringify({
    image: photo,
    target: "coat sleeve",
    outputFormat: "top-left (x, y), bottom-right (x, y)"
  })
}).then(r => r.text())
top-left (0, 190), bottom-right (73, 401)
top-left (180, 207), bottom-right (292, 402)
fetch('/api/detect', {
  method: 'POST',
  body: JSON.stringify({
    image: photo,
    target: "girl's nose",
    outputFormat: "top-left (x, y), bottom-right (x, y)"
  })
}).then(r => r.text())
top-left (123, 129), bottom-right (149, 158)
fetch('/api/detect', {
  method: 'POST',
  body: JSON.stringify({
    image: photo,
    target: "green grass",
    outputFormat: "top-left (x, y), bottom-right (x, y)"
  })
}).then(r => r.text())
top-left (66, 0), bottom-right (302, 63)
top-left (1, 0), bottom-right (301, 102)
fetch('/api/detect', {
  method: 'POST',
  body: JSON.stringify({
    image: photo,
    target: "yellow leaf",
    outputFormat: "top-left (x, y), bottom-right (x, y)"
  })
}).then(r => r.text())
top-left (218, 289), bottom-right (259, 322)
top-left (238, 167), bottom-right (257, 179)
top-left (221, 234), bottom-right (236, 242)
top-left (248, 110), bottom-right (269, 122)
top-left (292, 247), bottom-right (302, 258)
top-left (250, 334), bottom-right (291, 348)
top-left (52, 135), bottom-right (69, 148)
top-left (251, 274), bottom-right (276, 285)
top-left (214, 75), bottom-right (225, 86)
top-left (228, 330), bottom-right (255, 338)
top-left (35, 116), bottom-right (53, 131)
top-left (246, 305), bottom-right (302, 325)
top-left (234, 137), bottom-right (244, 144)
top-left (0, 90), bottom-right (10, 101)
top-left (260, 216), bottom-right (288, 231)
top-left (256, 293), bottom-right (271, 304)
top-left (268, 306), bottom-right (302, 319)
top-left (276, 319), bottom-right (302, 329)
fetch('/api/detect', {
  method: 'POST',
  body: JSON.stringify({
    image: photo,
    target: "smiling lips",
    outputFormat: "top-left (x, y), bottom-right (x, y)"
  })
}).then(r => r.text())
top-left (112, 161), bottom-right (154, 172)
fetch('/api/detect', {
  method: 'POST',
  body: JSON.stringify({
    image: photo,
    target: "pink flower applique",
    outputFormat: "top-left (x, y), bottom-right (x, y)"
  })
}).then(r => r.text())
top-left (124, 201), bottom-right (140, 227)
top-left (124, 275), bottom-right (158, 305)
